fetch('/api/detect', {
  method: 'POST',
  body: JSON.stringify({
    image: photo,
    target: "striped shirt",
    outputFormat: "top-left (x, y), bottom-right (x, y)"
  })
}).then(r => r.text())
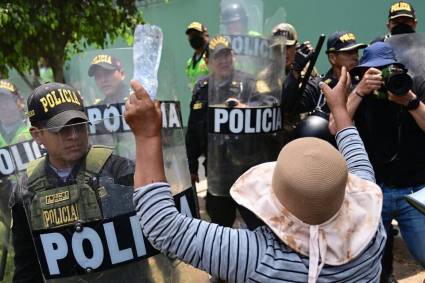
top-left (134, 127), bottom-right (386, 282)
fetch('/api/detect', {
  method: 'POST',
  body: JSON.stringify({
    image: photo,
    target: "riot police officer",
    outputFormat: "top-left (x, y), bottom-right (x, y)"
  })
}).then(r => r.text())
top-left (0, 80), bottom-right (30, 148)
top-left (282, 31), bottom-right (366, 142)
top-left (88, 54), bottom-right (129, 105)
top-left (185, 35), bottom-right (262, 229)
top-left (0, 79), bottom-right (31, 278)
top-left (10, 83), bottom-right (139, 283)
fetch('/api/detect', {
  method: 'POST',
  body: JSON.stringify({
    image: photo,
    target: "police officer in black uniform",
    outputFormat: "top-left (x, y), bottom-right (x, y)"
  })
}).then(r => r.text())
top-left (185, 35), bottom-right (261, 229)
top-left (88, 54), bottom-right (129, 105)
top-left (282, 31), bottom-right (366, 141)
top-left (10, 83), bottom-right (135, 283)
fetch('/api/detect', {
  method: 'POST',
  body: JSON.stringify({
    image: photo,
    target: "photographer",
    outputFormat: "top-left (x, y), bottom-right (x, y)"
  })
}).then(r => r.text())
top-left (347, 41), bottom-right (425, 271)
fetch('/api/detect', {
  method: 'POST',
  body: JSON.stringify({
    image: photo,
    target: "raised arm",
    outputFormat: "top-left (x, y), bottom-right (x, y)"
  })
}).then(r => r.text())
top-left (125, 80), bottom-right (260, 283)
top-left (320, 67), bottom-right (375, 183)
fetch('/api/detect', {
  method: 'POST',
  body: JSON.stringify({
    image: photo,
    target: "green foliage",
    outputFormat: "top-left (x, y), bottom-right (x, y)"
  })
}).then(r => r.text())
top-left (0, 1), bottom-right (143, 85)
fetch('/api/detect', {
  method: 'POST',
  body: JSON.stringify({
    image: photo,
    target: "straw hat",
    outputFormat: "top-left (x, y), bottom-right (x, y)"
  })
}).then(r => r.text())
top-left (230, 137), bottom-right (382, 282)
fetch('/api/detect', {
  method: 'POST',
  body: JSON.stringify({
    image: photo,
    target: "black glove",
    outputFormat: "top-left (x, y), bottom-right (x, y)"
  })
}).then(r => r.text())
top-left (292, 43), bottom-right (313, 73)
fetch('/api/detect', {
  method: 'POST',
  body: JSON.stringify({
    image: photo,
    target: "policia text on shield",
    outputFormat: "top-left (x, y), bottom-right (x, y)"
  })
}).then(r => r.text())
top-left (10, 83), bottom-right (197, 282)
top-left (128, 72), bottom-right (385, 282)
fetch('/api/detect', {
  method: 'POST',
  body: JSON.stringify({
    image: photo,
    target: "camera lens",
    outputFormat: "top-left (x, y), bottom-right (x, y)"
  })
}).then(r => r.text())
top-left (386, 73), bottom-right (412, 96)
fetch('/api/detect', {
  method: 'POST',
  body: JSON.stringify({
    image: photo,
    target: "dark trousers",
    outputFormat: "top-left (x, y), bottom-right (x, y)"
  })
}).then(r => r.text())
top-left (206, 192), bottom-right (264, 230)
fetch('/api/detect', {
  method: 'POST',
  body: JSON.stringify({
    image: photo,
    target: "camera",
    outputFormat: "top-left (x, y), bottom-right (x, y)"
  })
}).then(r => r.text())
top-left (352, 64), bottom-right (412, 99)
top-left (380, 64), bottom-right (412, 96)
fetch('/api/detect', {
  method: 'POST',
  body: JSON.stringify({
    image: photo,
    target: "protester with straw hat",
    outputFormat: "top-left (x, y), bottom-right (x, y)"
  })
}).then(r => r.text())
top-left (126, 67), bottom-right (386, 282)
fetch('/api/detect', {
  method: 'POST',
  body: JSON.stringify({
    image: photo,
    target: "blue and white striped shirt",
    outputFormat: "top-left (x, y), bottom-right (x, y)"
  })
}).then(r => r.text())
top-left (134, 127), bottom-right (386, 282)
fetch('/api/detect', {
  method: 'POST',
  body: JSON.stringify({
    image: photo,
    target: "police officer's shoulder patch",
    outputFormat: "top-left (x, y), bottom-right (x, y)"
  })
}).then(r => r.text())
top-left (193, 102), bottom-right (203, 110)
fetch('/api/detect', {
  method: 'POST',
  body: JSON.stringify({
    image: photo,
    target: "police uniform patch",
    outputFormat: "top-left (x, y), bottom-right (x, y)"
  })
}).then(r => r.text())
top-left (45, 191), bottom-right (70, 205)
top-left (42, 203), bottom-right (80, 228)
top-left (193, 102), bottom-right (203, 110)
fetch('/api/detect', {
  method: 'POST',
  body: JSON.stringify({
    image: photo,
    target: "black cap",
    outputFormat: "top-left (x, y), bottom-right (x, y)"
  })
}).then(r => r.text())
top-left (0, 79), bottom-right (20, 99)
top-left (326, 31), bottom-right (367, 54)
top-left (27, 83), bottom-right (88, 132)
top-left (208, 35), bottom-right (232, 57)
top-left (88, 54), bottom-right (123, 77)
top-left (388, 1), bottom-right (416, 20)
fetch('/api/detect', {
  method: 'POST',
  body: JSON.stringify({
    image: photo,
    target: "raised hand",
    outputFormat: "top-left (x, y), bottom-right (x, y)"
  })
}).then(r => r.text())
top-left (320, 66), bottom-right (353, 131)
top-left (125, 79), bottom-right (162, 139)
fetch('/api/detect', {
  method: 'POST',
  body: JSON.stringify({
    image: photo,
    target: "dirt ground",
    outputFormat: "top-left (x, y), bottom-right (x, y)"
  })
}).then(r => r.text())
top-left (393, 233), bottom-right (425, 282)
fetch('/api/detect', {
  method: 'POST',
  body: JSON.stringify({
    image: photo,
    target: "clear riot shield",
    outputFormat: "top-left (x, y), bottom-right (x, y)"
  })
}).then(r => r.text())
top-left (207, 0), bottom-right (286, 197)
top-left (36, 47), bottom-right (197, 282)
top-left (386, 33), bottom-right (425, 79)
top-left (17, 120), bottom-right (150, 283)
top-left (0, 89), bottom-right (34, 280)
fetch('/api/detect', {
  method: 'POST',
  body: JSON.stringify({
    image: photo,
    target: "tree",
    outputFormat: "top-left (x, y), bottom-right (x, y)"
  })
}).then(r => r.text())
top-left (0, 1), bottom-right (143, 88)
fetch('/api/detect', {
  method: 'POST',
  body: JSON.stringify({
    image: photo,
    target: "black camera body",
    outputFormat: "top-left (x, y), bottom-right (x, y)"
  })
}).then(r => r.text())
top-left (380, 64), bottom-right (412, 97)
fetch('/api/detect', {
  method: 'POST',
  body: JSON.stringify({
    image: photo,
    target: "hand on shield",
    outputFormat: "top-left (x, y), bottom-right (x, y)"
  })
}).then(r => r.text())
top-left (320, 66), bottom-right (353, 131)
top-left (125, 80), bottom-right (162, 139)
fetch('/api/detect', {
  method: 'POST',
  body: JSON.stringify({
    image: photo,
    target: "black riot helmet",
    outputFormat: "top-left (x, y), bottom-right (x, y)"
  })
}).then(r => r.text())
top-left (221, 3), bottom-right (248, 25)
top-left (295, 109), bottom-right (334, 144)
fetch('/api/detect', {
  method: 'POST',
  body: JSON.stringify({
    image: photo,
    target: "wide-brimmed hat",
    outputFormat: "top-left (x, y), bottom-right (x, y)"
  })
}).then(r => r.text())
top-left (230, 137), bottom-right (382, 281)
top-left (351, 42), bottom-right (400, 77)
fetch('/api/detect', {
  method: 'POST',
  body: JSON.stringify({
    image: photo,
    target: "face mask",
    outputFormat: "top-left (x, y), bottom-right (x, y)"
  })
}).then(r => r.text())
top-left (189, 35), bottom-right (205, 50)
top-left (391, 23), bottom-right (415, 35)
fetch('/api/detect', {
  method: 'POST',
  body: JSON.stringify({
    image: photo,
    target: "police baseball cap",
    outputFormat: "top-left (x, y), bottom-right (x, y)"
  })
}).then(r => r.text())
top-left (88, 54), bottom-right (123, 77)
top-left (27, 83), bottom-right (88, 132)
top-left (185, 21), bottom-right (208, 34)
top-left (208, 35), bottom-right (232, 57)
top-left (326, 31), bottom-right (367, 54)
top-left (271, 23), bottom-right (298, 46)
top-left (388, 1), bottom-right (416, 20)
top-left (0, 79), bottom-right (20, 99)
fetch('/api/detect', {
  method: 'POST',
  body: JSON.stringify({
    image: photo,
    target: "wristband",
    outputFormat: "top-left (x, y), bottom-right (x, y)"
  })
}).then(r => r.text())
top-left (355, 91), bottom-right (365, 98)
top-left (405, 97), bottom-right (420, 111)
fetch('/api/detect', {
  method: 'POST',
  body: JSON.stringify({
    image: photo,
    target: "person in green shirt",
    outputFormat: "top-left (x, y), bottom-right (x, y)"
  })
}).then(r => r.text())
top-left (185, 21), bottom-right (209, 90)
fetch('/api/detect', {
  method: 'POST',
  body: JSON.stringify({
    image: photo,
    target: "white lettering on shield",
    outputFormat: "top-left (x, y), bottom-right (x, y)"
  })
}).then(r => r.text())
top-left (39, 214), bottom-right (147, 276)
top-left (87, 102), bottom-right (181, 135)
top-left (0, 141), bottom-right (45, 175)
top-left (213, 107), bottom-right (282, 134)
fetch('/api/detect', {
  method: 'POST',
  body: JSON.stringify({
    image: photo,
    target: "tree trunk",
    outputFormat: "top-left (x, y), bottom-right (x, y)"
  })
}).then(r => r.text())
top-left (48, 52), bottom-right (66, 84)
top-left (51, 58), bottom-right (65, 83)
